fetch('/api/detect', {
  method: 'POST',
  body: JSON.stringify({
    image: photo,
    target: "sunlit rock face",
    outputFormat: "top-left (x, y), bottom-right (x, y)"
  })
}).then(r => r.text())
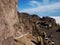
top-left (0, 0), bottom-right (18, 45)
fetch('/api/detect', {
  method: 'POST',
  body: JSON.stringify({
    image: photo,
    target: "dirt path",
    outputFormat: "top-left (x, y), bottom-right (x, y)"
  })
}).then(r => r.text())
top-left (43, 29), bottom-right (60, 45)
top-left (53, 30), bottom-right (60, 45)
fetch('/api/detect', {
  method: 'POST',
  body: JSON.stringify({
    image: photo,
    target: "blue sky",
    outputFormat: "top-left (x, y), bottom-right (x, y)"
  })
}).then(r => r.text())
top-left (17, 0), bottom-right (60, 16)
top-left (17, 0), bottom-right (60, 24)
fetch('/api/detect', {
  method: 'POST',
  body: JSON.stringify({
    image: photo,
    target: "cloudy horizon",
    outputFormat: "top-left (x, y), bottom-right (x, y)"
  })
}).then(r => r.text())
top-left (18, 0), bottom-right (60, 16)
top-left (50, 16), bottom-right (60, 24)
top-left (17, 0), bottom-right (60, 23)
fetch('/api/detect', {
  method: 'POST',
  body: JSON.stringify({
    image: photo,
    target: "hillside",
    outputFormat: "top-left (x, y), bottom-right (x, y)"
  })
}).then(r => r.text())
top-left (17, 12), bottom-right (58, 34)
top-left (15, 12), bottom-right (60, 45)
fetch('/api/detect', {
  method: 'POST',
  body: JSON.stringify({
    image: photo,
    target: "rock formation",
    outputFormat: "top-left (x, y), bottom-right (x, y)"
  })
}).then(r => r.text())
top-left (0, 0), bottom-right (59, 45)
top-left (17, 12), bottom-right (58, 35)
top-left (0, 0), bottom-right (18, 45)
top-left (17, 12), bottom-right (60, 45)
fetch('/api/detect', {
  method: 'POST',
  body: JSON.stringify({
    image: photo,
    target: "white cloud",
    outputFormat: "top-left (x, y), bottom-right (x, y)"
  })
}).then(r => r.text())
top-left (19, 0), bottom-right (60, 16)
top-left (41, 16), bottom-right (60, 24)
top-left (51, 16), bottom-right (60, 24)
top-left (43, 0), bottom-right (49, 4)
top-left (19, 1), bottom-right (60, 24)
top-left (20, 2), bottom-right (60, 13)
top-left (29, 1), bottom-right (41, 7)
top-left (30, 1), bottom-right (39, 5)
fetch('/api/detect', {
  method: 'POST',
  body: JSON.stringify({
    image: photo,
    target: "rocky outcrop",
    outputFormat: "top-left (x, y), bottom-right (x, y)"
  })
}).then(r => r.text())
top-left (17, 12), bottom-right (40, 34)
top-left (0, 0), bottom-right (18, 45)
top-left (17, 12), bottom-right (60, 45)
top-left (17, 12), bottom-right (58, 35)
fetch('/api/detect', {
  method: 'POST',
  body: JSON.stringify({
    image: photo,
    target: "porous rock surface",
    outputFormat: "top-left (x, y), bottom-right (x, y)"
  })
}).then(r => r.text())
top-left (0, 0), bottom-right (18, 45)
